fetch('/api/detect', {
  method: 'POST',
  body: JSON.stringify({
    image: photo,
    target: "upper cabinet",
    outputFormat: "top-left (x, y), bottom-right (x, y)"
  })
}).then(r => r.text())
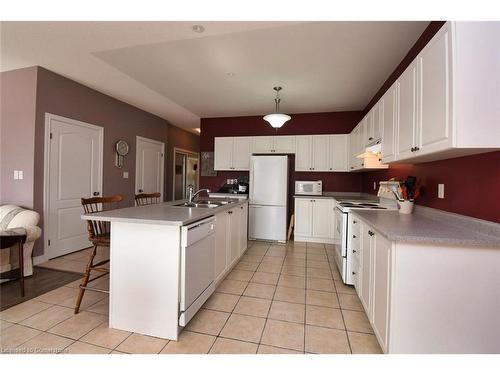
top-left (214, 137), bottom-right (252, 170)
top-left (381, 83), bottom-right (398, 163)
top-left (380, 21), bottom-right (500, 163)
top-left (329, 135), bottom-right (349, 172)
top-left (295, 134), bottom-right (349, 172)
top-left (252, 135), bottom-right (296, 153)
top-left (295, 135), bottom-right (313, 171)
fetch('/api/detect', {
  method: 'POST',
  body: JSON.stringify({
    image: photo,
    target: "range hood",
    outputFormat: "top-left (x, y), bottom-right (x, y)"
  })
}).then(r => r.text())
top-left (357, 140), bottom-right (382, 159)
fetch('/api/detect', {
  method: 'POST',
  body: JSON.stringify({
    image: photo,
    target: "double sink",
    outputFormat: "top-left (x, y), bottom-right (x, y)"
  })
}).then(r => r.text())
top-left (175, 200), bottom-right (230, 209)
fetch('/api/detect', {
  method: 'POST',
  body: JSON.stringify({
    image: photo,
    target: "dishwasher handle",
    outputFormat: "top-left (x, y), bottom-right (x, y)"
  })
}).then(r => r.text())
top-left (182, 217), bottom-right (216, 247)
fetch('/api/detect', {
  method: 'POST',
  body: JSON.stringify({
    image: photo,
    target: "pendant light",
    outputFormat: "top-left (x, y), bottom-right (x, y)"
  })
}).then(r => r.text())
top-left (263, 86), bottom-right (291, 128)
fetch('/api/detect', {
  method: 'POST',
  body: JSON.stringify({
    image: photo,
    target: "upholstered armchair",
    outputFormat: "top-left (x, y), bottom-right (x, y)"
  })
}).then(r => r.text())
top-left (0, 205), bottom-right (42, 277)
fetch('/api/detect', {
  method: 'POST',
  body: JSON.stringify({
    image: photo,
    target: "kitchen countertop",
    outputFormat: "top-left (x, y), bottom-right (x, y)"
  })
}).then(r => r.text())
top-left (81, 198), bottom-right (247, 226)
top-left (352, 209), bottom-right (500, 248)
top-left (294, 191), bottom-right (378, 201)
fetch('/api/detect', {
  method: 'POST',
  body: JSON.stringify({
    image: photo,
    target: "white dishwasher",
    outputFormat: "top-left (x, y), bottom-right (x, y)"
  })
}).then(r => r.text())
top-left (179, 216), bottom-right (216, 327)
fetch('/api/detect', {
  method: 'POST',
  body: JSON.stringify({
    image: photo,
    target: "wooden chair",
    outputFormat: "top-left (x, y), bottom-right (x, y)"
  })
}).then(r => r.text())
top-left (135, 192), bottom-right (161, 206)
top-left (75, 194), bottom-right (123, 314)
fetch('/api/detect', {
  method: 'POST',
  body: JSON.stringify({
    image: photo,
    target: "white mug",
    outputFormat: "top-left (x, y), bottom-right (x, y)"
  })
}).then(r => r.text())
top-left (398, 200), bottom-right (414, 214)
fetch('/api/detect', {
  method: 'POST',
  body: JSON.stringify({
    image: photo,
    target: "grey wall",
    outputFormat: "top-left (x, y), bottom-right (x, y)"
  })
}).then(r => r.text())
top-left (1, 66), bottom-right (199, 257)
top-left (0, 67), bottom-right (38, 208)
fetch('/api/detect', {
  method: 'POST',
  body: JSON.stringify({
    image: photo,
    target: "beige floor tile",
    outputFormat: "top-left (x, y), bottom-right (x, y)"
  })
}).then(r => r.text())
top-left (281, 265), bottom-right (306, 277)
top-left (306, 243), bottom-right (325, 249)
top-left (306, 305), bottom-right (345, 330)
top-left (209, 337), bottom-right (258, 354)
top-left (245, 247), bottom-right (268, 256)
top-left (257, 344), bottom-right (303, 354)
top-left (348, 331), bottom-right (382, 354)
top-left (0, 300), bottom-right (51, 323)
top-left (257, 262), bottom-right (282, 274)
top-left (34, 286), bottom-right (77, 305)
top-left (306, 290), bottom-right (340, 308)
top-left (306, 260), bottom-right (330, 270)
top-left (307, 277), bottom-right (335, 292)
top-left (338, 293), bottom-right (364, 311)
top-left (305, 325), bottom-right (350, 354)
top-left (64, 341), bottom-right (111, 354)
top-left (307, 254), bottom-right (328, 262)
top-left (84, 298), bottom-right (109, 315)
top-left (17, 332), bottom-right (74, 354)
top-left (278, 275), bottom-right (305, 289)
top-left (268, 301), bottom-right (305, 324)
top-left (342, 310), bottom-right (373, 334)
top-left (219, 313), bottom-right (266, 343)
top-left (0, 319), bottom-right (14, 332)
top-left (88, 275), bottom-right (110, 290)
top-left (267, 249), bottom-right (287, 257)
top-left (330, 266), bottom-right (343, 281)
top-left (225, 269), bottom-right (254, 282)
top-left (233, 296), bottom-right (271, 318)
top-left (261, 256), bottom-right (284, 265)
top-left (216, 279), bottom-right (248, 295)
top-left (80, 322), bottom-right (132, 349)
top-left (0, 324), bottom-right (41, 349)
top-left (241, 255), bottom-right (264, 263)
top-left (273, 286), bottom-right (305, 304)
top-left (115, 333), bottom-right (167, 354)
top-left (243, 283), bottom-right (276, 300)
top-left (62, 249), bottom-right (92, 262)
top-left (48, 311), bottom-right (107, 340)
top-left (250, 272), bottom-right (279, 285)
top-left (306, 267), bottom-right (332, 279)
top-left (19, 305), bottom-right (74, 331)
top-left (234, 261), bottom-right (259, 272)
top-left (185, 309), bottom-right (230, 336)
top-left (286, 247), bottom-right (307, 255)
top-left (261, 319), bottom-right (304, 352)
top-left (282, 258), bottom-right (306, 267)
top-left (334, 280), bottom-right (357, 295)
top-left (161, 331), bottom-right (215, 354)
top-left (203, 292), bottom-right (240, 312)
top-left (285, 253), bottom-right (307, 260)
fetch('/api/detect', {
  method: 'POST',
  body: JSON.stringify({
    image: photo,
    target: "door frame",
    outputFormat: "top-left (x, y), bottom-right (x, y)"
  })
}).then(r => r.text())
top-left (43, 113), bottom-right (104, 259)
top-left (135, 136), bottom-right (165, 201)
top-left (172, 147), bottom-right (199, 201)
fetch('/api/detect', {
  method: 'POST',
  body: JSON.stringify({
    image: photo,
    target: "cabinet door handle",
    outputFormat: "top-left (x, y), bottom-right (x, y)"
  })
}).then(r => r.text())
top-left (414, 146), bottom-right (420, 151)
top-left (368, 230), bottom-right (375, 236)
top-left (353, 220), bottom-right (357, 224)
top-left (93, 191), bottom-right (100, 196)
top-left (369, 137), bottom-right (373, 141)
top-left (353, 250), bottom-right (357, 253)
top-left (352, 235), bottom-right (356, 238)
top-left (352, 271), bottom-right (356, 275)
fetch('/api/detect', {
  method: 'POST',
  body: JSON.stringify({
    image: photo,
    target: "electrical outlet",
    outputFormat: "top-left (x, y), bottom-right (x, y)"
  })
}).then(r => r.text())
top-left (373, 182), bottom-right (377, 190)
top-left (13, 170), bottom-right (18, 180)
top-left (438, 184), bottom-right (445, 199)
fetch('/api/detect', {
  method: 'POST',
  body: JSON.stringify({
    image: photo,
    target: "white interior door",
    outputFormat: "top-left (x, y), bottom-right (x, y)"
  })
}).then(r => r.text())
top-left (135, 136), bottom-right (165, 200)
top-left (45, 114), bottom-right (103, 258)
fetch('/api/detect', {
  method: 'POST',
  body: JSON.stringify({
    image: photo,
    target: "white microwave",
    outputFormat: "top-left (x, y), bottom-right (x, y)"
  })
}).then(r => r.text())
top-left (295, 180), bottom-right (323, 196)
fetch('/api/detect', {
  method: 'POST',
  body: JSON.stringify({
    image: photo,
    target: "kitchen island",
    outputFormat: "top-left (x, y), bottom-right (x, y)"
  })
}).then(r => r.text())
top-left (81, 198), bottom-right (248, 340)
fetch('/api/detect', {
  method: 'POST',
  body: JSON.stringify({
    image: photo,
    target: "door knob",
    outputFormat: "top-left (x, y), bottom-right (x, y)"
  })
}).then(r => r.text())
top-left (138, 189), bottom-right (143, 193)
top-left (93, 192), bottom-right (100, 196)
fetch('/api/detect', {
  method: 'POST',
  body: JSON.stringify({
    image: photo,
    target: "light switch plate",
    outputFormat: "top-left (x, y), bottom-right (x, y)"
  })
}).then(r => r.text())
top-left (438, 184), bottom-right (445, 199)
top-left (373, 182), bottom-right (377, 190)
top-left (123, 171), bottom-right (129, 179)
top-left (14, 170), bottom-right (19, 180)
top-left (18, 170), bottom-right (23, 180)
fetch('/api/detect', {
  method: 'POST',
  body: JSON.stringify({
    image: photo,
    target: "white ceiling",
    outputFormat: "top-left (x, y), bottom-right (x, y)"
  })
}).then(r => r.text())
top-left (1, 21), bottom-right (429, 132)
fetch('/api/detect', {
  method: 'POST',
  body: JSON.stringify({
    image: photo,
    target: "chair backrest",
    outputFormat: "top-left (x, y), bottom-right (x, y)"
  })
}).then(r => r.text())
top-left (81, 195), bottom-right (123, 239)
top-left (135, 192), bottom-right (161, 206)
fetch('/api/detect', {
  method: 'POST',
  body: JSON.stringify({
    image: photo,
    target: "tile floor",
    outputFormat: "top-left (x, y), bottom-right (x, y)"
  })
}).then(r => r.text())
top-left (37, 247), bottom-right (109, 274)
top-left (0, 241), bottom-right (381, 354)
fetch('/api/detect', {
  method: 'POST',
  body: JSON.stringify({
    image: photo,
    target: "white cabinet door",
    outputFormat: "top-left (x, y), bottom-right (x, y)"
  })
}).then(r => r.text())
top-left (417, 27), bottom-right (452, 155)
top-left (252, 136), bottom-right (274, 153)
top-left (295, 135), bottom-right (312, 171)
top-left (239, 203), bottom-right (248, 255)
top-left (294, 198), bottom-right (313, 237)
top-left (232, 137), bottom-right (252, 170)
top-left (372, 232), bottom-right (391, 353)
top-left (365, 112), bottom-right (373, 146)
top-left (214, 211), bottom-right (229, 281)
top-left (274, 136), bottom-right (296, 153)
top-left (229, 209), bottom-right (241, 267)
top-left (381, 83), bottom-right (398, 162)
top-left (329, 135), bottom-right (348, 171)
top-left (214, 137), bottom-right (233, 170)
top-left (372, 101), bottom-right (382, 142)
top-left (359, 224), bottom-right (374, 316)
top-left (397, 61), bottom-right (418, 160)
top-left (311, 199), bottom-right (332, 239)
top-left (312, 135), bottom-right (330, 172)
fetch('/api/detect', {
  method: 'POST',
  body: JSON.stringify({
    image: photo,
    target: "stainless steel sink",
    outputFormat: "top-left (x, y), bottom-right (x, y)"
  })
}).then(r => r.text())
top-left (175, 202), bottom-right (223, 208)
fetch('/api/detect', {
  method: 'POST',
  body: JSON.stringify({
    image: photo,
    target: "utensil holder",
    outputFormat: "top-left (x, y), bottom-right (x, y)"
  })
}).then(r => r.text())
top-left (398, 200), bottom-right (414, 214)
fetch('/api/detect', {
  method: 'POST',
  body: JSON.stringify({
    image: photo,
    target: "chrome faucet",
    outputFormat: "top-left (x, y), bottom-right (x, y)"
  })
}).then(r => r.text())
top-left (187, 185), bottom-right (210, 203)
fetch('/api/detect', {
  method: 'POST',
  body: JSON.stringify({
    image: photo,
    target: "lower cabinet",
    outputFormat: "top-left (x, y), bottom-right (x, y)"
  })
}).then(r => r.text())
top-left (214, 202), bottom-right (249, 283)
top-left (372, 232), bottom-right (391, 353)
top-left (294, 198), bottom-right (335, 243)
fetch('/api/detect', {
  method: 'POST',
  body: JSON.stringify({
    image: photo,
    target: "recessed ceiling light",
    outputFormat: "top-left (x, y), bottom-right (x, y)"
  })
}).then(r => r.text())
top-left (226, 72), bottom-right (235, 77)
top-left (192, 25), bottom-right (205, 33)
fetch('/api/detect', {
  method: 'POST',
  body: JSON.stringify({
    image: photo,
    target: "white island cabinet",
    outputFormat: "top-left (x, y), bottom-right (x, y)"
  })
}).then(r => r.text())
top-left (82, 200), bottom-right (248, 341)
top-left (350, 212), bottom-right (500, 353)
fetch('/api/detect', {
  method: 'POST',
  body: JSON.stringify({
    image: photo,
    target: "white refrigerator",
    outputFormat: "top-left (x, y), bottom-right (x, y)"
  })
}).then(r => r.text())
top-left (249, 155), bottom-right (288, 242)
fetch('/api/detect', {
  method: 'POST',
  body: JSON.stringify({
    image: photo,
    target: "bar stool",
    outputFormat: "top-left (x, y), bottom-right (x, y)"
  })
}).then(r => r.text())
top-left (135, 192), bottom-right (161, 206)
top-left (75, 194), bottom-right (123, 314)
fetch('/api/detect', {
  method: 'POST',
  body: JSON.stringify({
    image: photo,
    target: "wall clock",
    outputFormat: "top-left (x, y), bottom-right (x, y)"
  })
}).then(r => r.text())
top-left (115, 140), bottom-right (129, 168)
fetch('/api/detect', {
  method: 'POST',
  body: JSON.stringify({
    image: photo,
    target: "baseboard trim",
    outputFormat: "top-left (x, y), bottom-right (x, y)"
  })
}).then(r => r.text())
top-left (33, 254), bottom-right (49, 266)
top-left (293, 236), bottom-right (334, 244)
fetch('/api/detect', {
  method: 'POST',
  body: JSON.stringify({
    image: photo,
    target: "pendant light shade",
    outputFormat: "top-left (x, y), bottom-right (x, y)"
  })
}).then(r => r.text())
top-left (263, 87), bottom-right (291, 128)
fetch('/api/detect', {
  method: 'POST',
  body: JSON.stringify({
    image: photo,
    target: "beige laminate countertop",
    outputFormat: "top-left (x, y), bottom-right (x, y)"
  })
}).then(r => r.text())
top-left (81, 198), bottom-right (247, 226)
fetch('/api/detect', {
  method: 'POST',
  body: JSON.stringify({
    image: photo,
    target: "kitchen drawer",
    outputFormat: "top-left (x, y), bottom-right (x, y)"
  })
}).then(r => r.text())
top-left (351, 218), bottom-right (361, 238)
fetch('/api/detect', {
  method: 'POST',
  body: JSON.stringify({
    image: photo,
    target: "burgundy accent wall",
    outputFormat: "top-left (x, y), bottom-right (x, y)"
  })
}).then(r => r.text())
top-left (361, 151), bottom-right (500, 223)
top-left (200, 112), bottom-right (364, 193)
top-left (0, 67), bottom-right (38, 208)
